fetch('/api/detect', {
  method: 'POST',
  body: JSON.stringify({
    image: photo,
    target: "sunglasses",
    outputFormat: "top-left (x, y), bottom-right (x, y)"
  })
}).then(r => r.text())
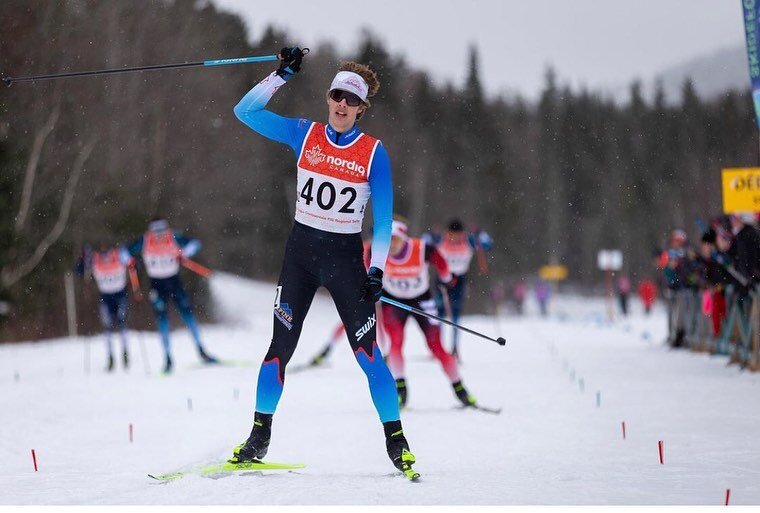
top-left (329, 89), bottom-right (363, 107)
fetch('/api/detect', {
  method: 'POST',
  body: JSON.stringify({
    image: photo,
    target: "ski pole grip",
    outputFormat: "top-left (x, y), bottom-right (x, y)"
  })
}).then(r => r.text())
top-left (2, 77), bottom-right (12, 87)
top-left (278, 48), bottom-right (310, 60)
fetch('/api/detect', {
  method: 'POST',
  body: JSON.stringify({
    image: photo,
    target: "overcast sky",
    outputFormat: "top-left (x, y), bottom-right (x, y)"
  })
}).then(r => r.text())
top-left (214, 0), bottom-right (747, 100)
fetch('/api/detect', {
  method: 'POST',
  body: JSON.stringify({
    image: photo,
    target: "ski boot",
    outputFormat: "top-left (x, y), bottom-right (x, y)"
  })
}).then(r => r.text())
top-left (384, 421), bottom-right (419, 480)
top-left (309, 343), bottom-right (332, 367)
top-left (453, 380), bottom-right (476, 407)
top-left (395, 378), bottom-right (408, 409)
top-left (122, 350), bottom-right (129, 370)
top-left (199, 348), bottom-right (218, 364)
top-left (106, 354), bottom-right (115, 372)
top-left (162, 356), bottom-right (173, 374)
top-left (230, 412), bottom-right (272, 463)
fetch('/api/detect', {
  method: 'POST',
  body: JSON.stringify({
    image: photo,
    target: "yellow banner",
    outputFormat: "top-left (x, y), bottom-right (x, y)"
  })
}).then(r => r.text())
top-left (722, 168), bottom-right (760, 213)
top-left (539, 265), bottom-right (568, 281)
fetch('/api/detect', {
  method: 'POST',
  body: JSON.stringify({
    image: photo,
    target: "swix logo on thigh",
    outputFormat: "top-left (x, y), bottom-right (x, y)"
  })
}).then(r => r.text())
top-left (355, 314), bottom-right (376, 341)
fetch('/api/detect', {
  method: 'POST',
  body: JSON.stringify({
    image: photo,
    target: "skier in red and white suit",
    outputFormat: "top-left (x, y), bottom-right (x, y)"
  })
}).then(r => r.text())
top-left (381, 220), bottom-right (477, 409)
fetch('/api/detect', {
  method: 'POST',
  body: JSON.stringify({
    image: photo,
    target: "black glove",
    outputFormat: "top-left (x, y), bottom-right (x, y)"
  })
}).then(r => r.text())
top-left (276, 47), bottom-right (306, 78)
top-left (359, 267), bottom-right (384, 303)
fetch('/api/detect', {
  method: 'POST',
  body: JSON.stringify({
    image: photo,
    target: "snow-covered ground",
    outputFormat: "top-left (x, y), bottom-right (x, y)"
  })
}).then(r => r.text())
top-left (2, 273), bottom-right (759, 505)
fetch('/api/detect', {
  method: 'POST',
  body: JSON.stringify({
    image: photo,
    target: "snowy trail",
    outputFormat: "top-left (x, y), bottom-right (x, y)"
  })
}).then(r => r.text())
top-left (2, 273), bottom-right (759, 505)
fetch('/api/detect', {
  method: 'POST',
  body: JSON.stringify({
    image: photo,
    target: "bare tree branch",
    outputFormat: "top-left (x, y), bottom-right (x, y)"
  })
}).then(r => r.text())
top-left (2, 135), bottom-right (98, 289)
top-left (14, 100), bottom-right (61, 233)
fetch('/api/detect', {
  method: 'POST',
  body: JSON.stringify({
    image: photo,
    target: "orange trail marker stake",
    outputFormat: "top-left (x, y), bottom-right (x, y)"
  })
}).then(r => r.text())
top-left (725, 489), bottom-right (730, 506)
top-left (622, 421), bottom-right (626, 440)
top-left (31, 449), bottom-right (38, 471)
top-left (658, 440), bottom-right (664, 464)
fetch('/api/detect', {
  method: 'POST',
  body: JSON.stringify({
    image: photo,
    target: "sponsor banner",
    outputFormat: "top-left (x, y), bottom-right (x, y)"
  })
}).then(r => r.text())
top-left (538, 265), bottom-right (568, 282)
top-left (722, 167), bottom-right (760, 213)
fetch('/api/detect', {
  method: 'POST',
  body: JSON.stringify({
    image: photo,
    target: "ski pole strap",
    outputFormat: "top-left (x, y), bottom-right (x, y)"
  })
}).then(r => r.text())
top-left (181, 258), bottom-right (213, 279)
top-left (379, 296), bottom-right (506, 346)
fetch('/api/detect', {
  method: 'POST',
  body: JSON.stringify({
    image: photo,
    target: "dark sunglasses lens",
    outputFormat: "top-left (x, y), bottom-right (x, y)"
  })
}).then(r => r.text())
top-left (330, 90), bottom-right (361, 107)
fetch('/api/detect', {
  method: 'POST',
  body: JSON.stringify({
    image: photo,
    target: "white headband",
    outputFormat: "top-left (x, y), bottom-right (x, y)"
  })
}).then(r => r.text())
top-left (330, 71), bottom-right (369, 102)
top-left (391, 220), bottom-right (408, 239)
top-left (149, 219), bottom-right (169, 232)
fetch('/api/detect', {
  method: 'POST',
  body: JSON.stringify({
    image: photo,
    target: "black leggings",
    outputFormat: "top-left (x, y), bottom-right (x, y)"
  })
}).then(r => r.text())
top-left (254, 222), bottom-right (399, 422)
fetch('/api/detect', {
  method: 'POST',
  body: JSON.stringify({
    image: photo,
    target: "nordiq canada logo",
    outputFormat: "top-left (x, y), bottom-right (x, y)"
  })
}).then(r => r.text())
top-left (305, 144), bottom-right (326, 166)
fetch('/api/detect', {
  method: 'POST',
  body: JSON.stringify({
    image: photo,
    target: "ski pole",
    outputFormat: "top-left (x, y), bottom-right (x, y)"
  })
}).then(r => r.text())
top-left (2, 51), bottom-right (295, 86)
top-left (437, 283), bottom-right (456, 353)
top-left (380, 296), bottom-right (506, 346)
top-left (181, 258), bottom-right (212, 279)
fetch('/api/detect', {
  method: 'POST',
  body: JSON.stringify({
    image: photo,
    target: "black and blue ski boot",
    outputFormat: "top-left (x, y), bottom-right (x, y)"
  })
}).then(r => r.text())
top-left (162, 356), bottom-right (173, 374)
top-left (199, 348), bottom-right (218, 364)
top-left (230, 412), bottom-right (272, 463)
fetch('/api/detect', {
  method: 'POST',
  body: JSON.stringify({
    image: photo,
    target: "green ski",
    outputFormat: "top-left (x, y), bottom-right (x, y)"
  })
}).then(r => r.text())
top-left (148, 460), bottom-right (306, 482)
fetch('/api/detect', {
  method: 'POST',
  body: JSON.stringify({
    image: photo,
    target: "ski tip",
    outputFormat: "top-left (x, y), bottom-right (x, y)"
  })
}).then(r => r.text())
top-left (148, 472), bottom-right (183, 482)
top-left (474, 405), bottom-right (502, 415)
top-left (458, 404), bottom-right (502, 415)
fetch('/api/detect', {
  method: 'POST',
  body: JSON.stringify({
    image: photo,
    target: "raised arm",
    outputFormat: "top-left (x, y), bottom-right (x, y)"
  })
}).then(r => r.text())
top-left (233, 48), bottom-right (311, 153)
top-left (174, 233), bottom-right (201, 258)
top-left (426, 244), bottom-right (453, 284)
top-left (234, 73), bottom-right (310, 151)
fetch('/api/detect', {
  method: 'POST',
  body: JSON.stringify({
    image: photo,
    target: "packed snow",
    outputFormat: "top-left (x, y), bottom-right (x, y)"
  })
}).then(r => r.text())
top-left (2, 273), bottom-right (759, 505)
